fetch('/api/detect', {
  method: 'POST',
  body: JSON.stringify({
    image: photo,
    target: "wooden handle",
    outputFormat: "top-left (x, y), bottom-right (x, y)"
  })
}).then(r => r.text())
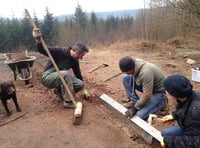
top-left (25, 9), bottom-right (37, 28)
top-left (25, 9), bottom-right (77, 106)
top-left (103, 72), bottom-right (122, 82)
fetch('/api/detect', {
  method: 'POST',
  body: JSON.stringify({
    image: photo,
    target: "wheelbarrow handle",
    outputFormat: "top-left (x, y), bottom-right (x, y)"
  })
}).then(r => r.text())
top-left (4, 54), bottom-right (12, 60)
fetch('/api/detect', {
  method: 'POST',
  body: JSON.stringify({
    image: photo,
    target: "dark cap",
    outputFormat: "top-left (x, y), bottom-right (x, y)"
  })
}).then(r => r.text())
top-left (72, 42), bottom-right (89, 52)
top-left (119, 56), bottom-right (135, 72)
top-left (163, 74), bottom-right (193, 98)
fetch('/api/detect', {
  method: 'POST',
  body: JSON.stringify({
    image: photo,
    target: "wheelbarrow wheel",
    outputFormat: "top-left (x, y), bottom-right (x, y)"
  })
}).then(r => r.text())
top-left (25, 80), bottom-right (29, 85)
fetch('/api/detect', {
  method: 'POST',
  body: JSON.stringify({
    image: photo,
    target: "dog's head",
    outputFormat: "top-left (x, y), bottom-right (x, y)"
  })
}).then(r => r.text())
top-left (0, 80), bottom-right (16, 95)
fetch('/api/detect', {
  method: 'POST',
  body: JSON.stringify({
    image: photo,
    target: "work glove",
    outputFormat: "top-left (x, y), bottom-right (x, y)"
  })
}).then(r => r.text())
top-left (82, 89), bottom-right (90, 99)
top-left (161, 114), bottom-right (174, 123)
top-left (125, 106), bottom-right (137, 119)
top-left (32, 28), bottom-right (42, 43)
top-left (160, 137), bottom-right (165, 148)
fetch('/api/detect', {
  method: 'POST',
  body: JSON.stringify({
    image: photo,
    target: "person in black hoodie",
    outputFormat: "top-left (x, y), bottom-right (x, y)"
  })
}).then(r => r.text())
top-left (160, 74), bottom-right (200, 148)
top-left (32, 28), bottom-right (90, 108)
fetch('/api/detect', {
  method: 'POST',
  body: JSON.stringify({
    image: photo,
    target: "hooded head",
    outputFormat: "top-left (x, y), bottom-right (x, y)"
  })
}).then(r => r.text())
top-left (163, 74), bottom-right (193, 98)
top-left (119, 56), bottom-right (135, 72)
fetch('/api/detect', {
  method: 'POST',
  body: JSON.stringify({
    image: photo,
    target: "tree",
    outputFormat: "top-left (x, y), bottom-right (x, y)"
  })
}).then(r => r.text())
top-left (20, 15), bottom-right (34, 49)
top-left (90, 11), bottom-right (98, 32)
top-left (0, 18), bottom-right (8, 51)
top-left (168, 0), bottom-right (200, 18)
top-left (41, 7), bottom-right (59, 45)
top-left (73, 3), bottom-right (88, 29)
top-left (72, 3), bottom-right (89, 41)
top-left (6, 18), bottom-right (21, 51)
top-left (33, 12), bottom-right (40, 28)
top-left (168, 0), bottom-right (200, 29)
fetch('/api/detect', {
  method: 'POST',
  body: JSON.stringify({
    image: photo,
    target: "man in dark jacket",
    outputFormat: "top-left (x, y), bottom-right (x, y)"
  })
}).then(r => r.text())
top-left (160, 74), bottom-right (200, 148)
top-left (32, 28), bottom-right (89, 108)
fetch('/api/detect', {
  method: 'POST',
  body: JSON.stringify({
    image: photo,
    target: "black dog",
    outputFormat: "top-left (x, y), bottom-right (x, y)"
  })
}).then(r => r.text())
top-left (0, 80), bottom-right (21, 116)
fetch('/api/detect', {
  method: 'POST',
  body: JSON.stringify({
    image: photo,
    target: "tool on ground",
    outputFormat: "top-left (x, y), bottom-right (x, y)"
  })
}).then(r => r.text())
top-left (89, 63), bottom-right (109, 73)
top-left (25, 9), bottom-right (83, 125)
top-left (103, 72), bottom-right (122, 82)
top-left (148, 114), bottom-right (171, 126)
top-left (147, 114), bottom-right (162, 125)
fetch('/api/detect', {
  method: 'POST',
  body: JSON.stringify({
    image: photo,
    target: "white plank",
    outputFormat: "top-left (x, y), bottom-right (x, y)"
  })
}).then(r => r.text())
top-left (99, 93), bottom-right (162, 142)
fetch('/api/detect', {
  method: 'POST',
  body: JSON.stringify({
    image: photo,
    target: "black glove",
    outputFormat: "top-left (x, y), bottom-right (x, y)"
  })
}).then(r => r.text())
top-left (125, 106), bottom-right (137, 119)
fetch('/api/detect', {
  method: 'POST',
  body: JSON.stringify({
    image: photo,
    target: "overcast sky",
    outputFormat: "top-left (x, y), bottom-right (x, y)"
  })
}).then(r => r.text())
top-left (0, 0), bottom-right (148, 19)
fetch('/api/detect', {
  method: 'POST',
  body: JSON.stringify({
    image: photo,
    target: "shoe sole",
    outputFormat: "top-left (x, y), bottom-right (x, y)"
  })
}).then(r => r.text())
top-left (122, 102), bottom-right (134, 109)
top-left (63, 106), bottom-right (75, 108)
top-left (63, 102), bottom-right (75, 108)
top-left (121, 98), bottom-right (131, 103)
top-left (63, 105), bottom-right (75, 108)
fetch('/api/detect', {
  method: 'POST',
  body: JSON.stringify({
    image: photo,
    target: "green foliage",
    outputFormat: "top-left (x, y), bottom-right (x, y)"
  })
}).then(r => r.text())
top-left (90, 11), bottom-right (98, 32)
top-left (73, 4), bottom-right (88, 29)
top-left (5, 18), bottom-right (21, 51)
top-left (41, 7), bottom-right (59, 45)
top-left (0, 18), bottom-right (8, 51)
top-left (20, 16), bottom-right (34, 48)
top-left (1, 2), bottom-right (200, 52)
top-left (0, 7), bottom-right (59, 52)
top-left (90, 11), bottom-right (97, 26)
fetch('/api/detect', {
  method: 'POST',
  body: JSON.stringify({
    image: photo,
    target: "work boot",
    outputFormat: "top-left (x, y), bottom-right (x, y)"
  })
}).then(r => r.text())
top-left (121, 97), bottom-right (131, 103)
top-left (160, 95), bottom-right (169, 111)
top-left (122, 101), bottom-right (135, 109)
top-left (157, 95), bottom-right (169, 116)
top-left (53, 87), bottom-right (63, 100)
top-left (63, 101), bottom-right (74, 108)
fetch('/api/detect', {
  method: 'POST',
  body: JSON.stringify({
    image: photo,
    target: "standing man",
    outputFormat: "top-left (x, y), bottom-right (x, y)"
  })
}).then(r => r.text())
top-left (32, 28), bottom-right (90, 108)
top-left (160, 74), bottom-right (200, 148)
top-left (118, 56), bottom-right (166, 119)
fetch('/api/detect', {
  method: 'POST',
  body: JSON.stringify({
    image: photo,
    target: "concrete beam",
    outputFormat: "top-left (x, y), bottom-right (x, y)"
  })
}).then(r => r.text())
top-left (99, 93), bottom-right (162, 144)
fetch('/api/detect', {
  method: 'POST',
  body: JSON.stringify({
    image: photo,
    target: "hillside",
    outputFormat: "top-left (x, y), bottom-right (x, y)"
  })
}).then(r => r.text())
top-left (0, 39), bottom-right (200, 148)
top-left (56, 9), bottom-right (140, 21)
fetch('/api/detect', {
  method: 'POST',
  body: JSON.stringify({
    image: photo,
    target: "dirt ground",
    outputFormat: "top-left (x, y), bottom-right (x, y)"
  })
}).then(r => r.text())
top-left (0, 40), bottom-right (200, 148)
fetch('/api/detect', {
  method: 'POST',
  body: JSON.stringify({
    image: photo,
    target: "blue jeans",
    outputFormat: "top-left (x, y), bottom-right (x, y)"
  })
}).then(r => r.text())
top-left (122, 75), bottom-right (141, 101)
top-left (161, 125), bottom-right (183, 137)
top-left (122, 74), bottom-right (165, 119)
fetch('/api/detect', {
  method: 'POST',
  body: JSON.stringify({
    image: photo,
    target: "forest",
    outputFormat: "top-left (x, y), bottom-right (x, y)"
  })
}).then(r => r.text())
top-left (0, 0), bottom-right (200, 52)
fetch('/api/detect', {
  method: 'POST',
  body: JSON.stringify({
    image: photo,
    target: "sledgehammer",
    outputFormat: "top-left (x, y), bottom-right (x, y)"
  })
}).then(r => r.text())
top-left (25, 9), bottom-right (82, 125)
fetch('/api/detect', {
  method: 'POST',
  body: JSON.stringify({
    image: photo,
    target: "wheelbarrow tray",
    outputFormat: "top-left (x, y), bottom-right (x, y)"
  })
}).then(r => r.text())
top-left (5, 56), bottom-right (36, 81)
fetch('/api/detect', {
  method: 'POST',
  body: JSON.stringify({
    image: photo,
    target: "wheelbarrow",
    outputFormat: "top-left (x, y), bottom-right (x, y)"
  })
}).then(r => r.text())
top-left (4, 52), bottom-right (36, 85)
